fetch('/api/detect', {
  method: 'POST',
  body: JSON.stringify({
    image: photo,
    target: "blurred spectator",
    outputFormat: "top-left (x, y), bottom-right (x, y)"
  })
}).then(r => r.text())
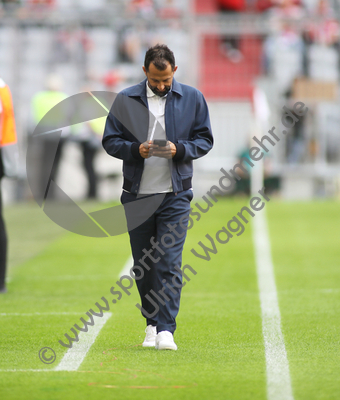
top-left (286, 116), bottom-right (306, 163)
top-left (26, 0), bottom-right (55, 7)
top-left (118, 24), bottom-right (159, 66)
top-left (283, 82), bottom-right (307, 163)
top-left (263, 0), bottom-right (305, 90)
top-left (0, 0), bottom-right (19, 7)
top-left (303, 0), bottom-right (340, 78)
top-left (118, 26), bottom-right (144, 64)
top-left (70, 121), bottom-right (104, 199)
top-left (234, 147), bottom-right (252, 195)
top-left (0, 78), bottom-right (18, 293)
top-left (218, 0), bottom-right (246, 63)
top-left (218, 0), bottom-right (246, 11)
top-left (51, 29), bottom-right (72, 64)
top-left (19, 0), bottom-right (55, 18)
top-left (102, 70), bottom-right (121, 91)
top-left (126, 0), bottom-right (156, 19)
top-left (234, 145), bottom-right (280, 195)
top-left (158, 0), bottom-right (181, 19)
top-left (30, 74), bottom-right (68, 200)
top-left (263, 20), bottom-right (304, 71)
top-left (0, 0), bottom-right (19, 16)
top-left (70, 118), bottom-right (103, 200)
top-left (270, 0), bottom-right (304, 20)
top-left (1, 0), bottom-right (19, 4)
top-left (255, 0), bottom-right (274, 13)
top-left (73, 28), bottom-right (93, 81)
top-left (51, 28), bottom-right (92, 71)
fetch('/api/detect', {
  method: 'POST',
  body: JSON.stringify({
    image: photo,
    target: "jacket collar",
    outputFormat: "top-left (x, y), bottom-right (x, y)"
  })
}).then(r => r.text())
top-left (128, 77), bottom-right (183, 97)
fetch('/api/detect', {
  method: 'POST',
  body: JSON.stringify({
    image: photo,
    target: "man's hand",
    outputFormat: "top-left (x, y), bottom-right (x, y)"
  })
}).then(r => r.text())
top-left (149, 141), bottom-right (177, 159)
top-left (139, 141), bottom-right (152, 158)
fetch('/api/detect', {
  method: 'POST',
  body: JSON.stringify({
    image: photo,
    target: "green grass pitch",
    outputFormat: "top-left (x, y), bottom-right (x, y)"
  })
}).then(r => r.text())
top-left (0, 198), bottom-right (339, 400)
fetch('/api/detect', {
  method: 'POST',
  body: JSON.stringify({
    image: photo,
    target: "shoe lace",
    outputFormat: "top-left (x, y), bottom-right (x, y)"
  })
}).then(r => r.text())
top-left (160, 330), bottom-right (173, 339)
top-left (145, 326), bottom-right (156, 339)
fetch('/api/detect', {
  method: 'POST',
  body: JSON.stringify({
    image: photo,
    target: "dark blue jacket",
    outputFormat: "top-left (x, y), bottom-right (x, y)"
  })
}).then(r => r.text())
top-left (102, 78), bottom-right (213, 194)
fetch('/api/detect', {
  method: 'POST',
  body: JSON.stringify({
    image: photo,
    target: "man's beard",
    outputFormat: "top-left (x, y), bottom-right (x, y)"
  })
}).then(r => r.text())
top-left (148, 83), bottom-right (171, 97)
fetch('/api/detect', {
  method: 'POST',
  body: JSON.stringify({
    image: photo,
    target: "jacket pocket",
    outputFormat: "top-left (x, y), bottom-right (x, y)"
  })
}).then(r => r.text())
top-left (123, 161), bottom-right (136, 179)
top-left (176, 160), bottom-right (192, 177)
top-left (175, 140), bottom-right (192, 177)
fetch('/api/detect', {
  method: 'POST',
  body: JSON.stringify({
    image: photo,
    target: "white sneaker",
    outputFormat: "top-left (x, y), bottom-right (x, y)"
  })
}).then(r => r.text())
top-left (142, 325), bottom-right (157, 347)
top-left (155, 330), bottom-right (177, 351)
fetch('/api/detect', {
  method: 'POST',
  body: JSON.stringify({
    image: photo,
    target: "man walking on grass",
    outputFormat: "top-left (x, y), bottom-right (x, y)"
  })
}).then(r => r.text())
top-left (103, 44), bottom-right (213, 350)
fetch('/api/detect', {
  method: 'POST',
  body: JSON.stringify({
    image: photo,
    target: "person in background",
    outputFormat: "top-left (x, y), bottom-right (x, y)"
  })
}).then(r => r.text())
top-left (126, 0), bottom-right (155, 19)
top-left (31, 74), bottom-right (68, 200)
top-left (262, 0), bottom-right (305, 78)
top-left (303, 0), bottom-right (340, 75)
top-left (284, 85), bottom-right (307, 163)
top-left (70, 117), bottom-right (105, 200)
top-left (0, 78), bottom-right (18, 293)
top-left (218, 0), bottom-right (246, 62)
top-left (158, 0), bottom-right (181, 19)
top-left (234, 144), bottom-right (280, 195)
top-left (83, 119), bottom-right (105, 199)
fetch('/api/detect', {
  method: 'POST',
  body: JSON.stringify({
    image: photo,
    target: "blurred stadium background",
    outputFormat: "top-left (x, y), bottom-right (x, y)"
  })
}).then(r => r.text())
top-left (1, 0), bottom-right (340, 203)
top-left (1, 2), bottom-right (340, 399)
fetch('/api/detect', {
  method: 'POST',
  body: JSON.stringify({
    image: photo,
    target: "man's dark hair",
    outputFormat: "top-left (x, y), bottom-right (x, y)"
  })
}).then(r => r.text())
top-left (144, 44), bottom-right (175, 72)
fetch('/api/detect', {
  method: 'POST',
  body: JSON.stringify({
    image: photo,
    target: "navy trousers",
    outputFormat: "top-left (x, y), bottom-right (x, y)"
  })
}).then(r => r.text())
top-left (121, 189), bottom-right (193, 334)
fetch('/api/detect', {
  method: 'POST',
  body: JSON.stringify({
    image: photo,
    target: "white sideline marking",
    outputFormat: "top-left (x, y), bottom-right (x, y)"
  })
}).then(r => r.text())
top-left (23, 275), bottom-right (112, 281)
top-left (119, 255), bottom-right (134, 278)
top-left (0, 369), bottom-right (53, 372)
top-left (252, 210), bottom-right (294, 400)
top-left (0, 312), bottom-right (81, 316)
top-left (55, 312), bottom-right (112, 372)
